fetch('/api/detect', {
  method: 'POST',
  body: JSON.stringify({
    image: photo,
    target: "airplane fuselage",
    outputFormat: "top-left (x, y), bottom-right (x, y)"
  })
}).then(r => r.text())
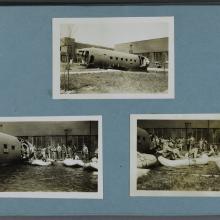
top-left (137, 127), bottom-right (153, 154)
top-left (77, 47), bottom-right (150, 71)
top-left (0, 132), bottom-right (22, 165)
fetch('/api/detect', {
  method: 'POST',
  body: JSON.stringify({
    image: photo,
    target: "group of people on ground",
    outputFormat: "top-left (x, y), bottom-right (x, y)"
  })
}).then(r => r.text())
top-left (21, 141), bottom-right (91, 162)
top-left (149, 134), bottom-right (219, 160)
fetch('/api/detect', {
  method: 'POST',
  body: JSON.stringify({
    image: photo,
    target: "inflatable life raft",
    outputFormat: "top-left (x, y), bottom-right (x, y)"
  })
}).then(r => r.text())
top-left (63, 158), bottom-right (84, 168)
top-left (84, 162), bottom-right (98, 171)
top-left (158, 154), bottom-right (209, 167)
top-left (137, 152), bottom-right (157, 168)
top-left (30, 159), bottom-right (52, 166)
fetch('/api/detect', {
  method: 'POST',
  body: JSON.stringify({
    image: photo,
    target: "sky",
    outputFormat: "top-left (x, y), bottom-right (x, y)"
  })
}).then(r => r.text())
top-left (60, 20), bottom-right (169, 48)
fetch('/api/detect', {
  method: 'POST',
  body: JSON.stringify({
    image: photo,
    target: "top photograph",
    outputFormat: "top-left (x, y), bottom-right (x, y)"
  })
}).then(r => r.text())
top-left (53, 17), bottom-right (174, 99)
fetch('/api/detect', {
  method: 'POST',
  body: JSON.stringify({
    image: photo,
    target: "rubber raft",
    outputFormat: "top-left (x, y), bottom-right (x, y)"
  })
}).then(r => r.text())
top-left (30, 159), bottom-right (53, 166)
top-left (84, 162), bottom-right (98, 171)
top-left (63, 158), bottom-right (98, 171)
top-left (158, 154), bottom-right (209, 167)
top-left (137, 152), bottom-right (157, 168)
top-left (63, 159), bottom-right (84, 168)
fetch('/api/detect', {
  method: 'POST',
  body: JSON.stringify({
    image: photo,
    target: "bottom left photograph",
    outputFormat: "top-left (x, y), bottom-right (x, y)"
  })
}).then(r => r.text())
top-left (0, 116), bottom-right (103, 199)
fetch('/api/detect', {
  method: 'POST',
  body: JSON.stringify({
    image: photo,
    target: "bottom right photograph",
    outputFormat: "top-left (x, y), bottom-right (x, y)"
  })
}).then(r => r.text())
top-left (130, 114), bottom-right (220, 196)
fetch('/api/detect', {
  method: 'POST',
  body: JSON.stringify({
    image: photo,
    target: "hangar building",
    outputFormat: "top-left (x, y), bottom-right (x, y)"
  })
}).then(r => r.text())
top-left (115, 37), bottom-right (168, 68)
top-left (0, 121), bottom-right (98, 155)
top-left (60, 37), bottom-right (113, 63)
top-left (138, 120), bottom-right (220, 144)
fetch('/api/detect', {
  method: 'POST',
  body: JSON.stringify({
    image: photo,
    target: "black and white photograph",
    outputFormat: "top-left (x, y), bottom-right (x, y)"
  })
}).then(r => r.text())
top-left (130, 114), bottom-right (220, 196)
top-left (0, 116), bottom-right (103, 198)
top-left (53, 17), bottom-right (174, 99)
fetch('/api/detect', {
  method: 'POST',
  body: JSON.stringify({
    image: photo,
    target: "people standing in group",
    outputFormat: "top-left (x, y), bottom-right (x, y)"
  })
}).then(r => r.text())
top-left (32, 145), bottom-right (37, 159)
top-left (82, 143), bottom-right (89, 160)
top-left (61, 144), bottom-right (67, 160)
top-left (151, 134), bottom-right (160, 152)
top-left (153, 132), bottom-right (220, 160)
top-left (203, 139), bottom-right (208, 151)
top-left (72, 144), bottom-right (77, 155)
top-left (41, 147), bottom-right (47, 161)
top-left (199, 138), bottom-right (204, 151)
top-left (45, 146), bottom-right (49, 159)
top-left (57, 144), bottom-right (62, 160)
top-left (67, 145), bottom-right (73, 158)
top-left (188, 134), bottom-right (196, 151)
top-left (51, 145), bottom-right (57, 160)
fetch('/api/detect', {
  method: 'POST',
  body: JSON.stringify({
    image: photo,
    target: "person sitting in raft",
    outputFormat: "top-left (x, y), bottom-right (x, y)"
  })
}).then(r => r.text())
top-left (91, 156), bottom-right (98, 163)
top-left (148, 134), bottom-right (159, 153)
top-left (82, 143), bottom-right (89, 160)
top-left (208, 144), bottom-right (218, 156)
top-left (176, 138), bottom-right (184, 152)
top-left (73, 153), bottom-right (80, 160)
top-left (186, 143), bottom-right (203, 158)
top-left (187, 147), bottom-right (199, 158)
top-left (157, 140), bottom-right (182, 160)
top-left (41, 147), bottom-right (47, 161)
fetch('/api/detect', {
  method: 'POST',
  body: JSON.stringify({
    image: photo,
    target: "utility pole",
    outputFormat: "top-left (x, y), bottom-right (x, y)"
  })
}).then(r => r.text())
top-left (65, 53), bottom-right (71, 92)
top-left (89, 121), bottom-right (92, 158)
top-left (185, 122), bottom-right (191, 151)
top-left (207, 120), bottom-right (210, 143)
top-left (64, 129), bottom-right (72, 148)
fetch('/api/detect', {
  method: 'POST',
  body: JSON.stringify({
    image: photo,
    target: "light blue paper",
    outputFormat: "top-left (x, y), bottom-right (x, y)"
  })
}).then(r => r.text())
top-left (0, 5), bottom-right (220, 216)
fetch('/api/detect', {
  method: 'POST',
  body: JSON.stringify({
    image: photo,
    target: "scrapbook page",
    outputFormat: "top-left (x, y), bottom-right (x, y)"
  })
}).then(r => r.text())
top-left (0, 2), bottom-right (219, 217)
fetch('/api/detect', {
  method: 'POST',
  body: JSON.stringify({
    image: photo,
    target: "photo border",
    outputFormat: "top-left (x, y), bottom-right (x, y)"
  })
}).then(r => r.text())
top-left (52, 16), bottom-right (175, 99)
top-left (0, 115), bottom-right (103, 199)
top-left (130, 113), bottom-right (220, 197)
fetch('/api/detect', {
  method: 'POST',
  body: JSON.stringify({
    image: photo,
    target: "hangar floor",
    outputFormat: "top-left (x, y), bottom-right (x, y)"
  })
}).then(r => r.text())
top-left (60, 63), bottom-right (168, 94)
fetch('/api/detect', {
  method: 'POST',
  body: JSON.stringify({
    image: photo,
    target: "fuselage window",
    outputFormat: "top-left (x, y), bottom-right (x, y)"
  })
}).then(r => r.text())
top-left (130, 59), bottom-right (132, 61)
top-left (121, 58), bottom-right (123, 61)
top-left (11, 145), bottom-right (15, 150)
top-left (134, 60), bottom-right (136, 62)
top-left (116, 57), bottom-right (118, 60)
top-left (125, 58), bottom-right (128, 62)
top-left (3, 144), bottom-right (8, 153)
top-left (110, 56), bottom-right (113, 60)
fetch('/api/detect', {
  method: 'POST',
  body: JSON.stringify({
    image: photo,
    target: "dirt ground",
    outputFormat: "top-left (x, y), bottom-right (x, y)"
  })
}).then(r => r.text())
top-left (137, 162), bottom-right (220, 191)
top-left (60, 63), bottom-right (168, 94)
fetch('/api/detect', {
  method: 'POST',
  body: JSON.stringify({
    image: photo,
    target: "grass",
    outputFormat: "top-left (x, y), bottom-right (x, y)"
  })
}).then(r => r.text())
top-left (60, 63), bottom-right (168, 94)
top-left (137, 162), bottom-right (220, 191)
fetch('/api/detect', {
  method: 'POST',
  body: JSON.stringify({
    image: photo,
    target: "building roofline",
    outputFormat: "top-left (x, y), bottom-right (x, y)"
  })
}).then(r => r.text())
top-left (114, 37), bottom-right (168, 46)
